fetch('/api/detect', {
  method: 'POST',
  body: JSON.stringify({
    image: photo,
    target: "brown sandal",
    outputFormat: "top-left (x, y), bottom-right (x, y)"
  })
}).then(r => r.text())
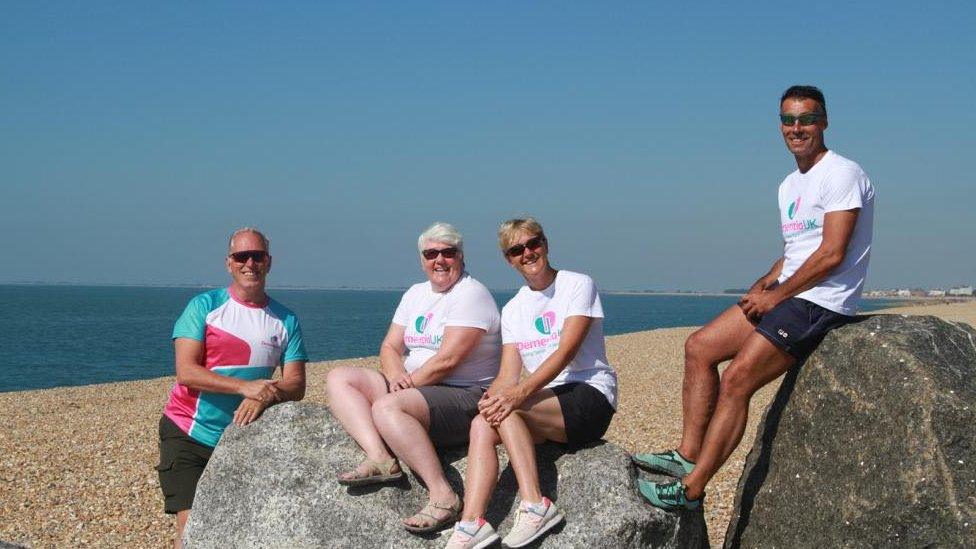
top-left (402, 493), bottom-right (462, 534)
top-left (336, 458), bottom-right (404, 486)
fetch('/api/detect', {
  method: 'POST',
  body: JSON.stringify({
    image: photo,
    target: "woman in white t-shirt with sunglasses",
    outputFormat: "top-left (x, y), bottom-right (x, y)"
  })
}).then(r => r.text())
top-left (445, 217), bottom-right (618, 549)
top-left (327, 222), bottom-right (501, 535)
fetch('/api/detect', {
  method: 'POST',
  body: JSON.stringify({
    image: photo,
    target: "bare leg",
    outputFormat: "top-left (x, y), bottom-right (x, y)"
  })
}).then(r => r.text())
top-left (174, 509), bottom-right (190, 549)
top-left (682, 333), bottom-right (794, 499)
top-left (371, 390), bottom-right (457, 526)
top-left (496, 390), bottom-right (566, 503)
top-left (678, 305), bottom-right (756, 461)
top-left (325, 367), bottom-right (395, 465)
top-left (460, 415), bottom-right (503, 521)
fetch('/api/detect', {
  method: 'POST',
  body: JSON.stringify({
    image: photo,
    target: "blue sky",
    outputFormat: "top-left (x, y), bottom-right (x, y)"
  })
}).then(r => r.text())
top-left (2, 2), bottom-right (973, 290)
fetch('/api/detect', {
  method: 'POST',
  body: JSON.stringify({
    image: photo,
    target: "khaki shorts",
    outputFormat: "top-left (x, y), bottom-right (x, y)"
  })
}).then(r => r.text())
top-left (416, 384), bottom-right (486, 448)
top-left (156, 415), bottom-right (214, 514)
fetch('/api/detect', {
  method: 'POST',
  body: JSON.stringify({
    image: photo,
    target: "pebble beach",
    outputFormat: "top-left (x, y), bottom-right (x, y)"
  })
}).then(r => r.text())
top-left (2, 301), bottom-right (974, 548)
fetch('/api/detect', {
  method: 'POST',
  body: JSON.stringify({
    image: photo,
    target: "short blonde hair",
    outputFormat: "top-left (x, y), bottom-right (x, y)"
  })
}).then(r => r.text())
top-left (228, 227), bottom-right (270, 252)
top-left (417, 222), bottom-right (463, 252)
top-left (498, 217), bottom-right (546, 252)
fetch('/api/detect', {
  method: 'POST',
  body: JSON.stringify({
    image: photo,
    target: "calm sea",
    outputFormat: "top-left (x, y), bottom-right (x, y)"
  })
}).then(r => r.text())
top-left (0, 285), bottom-right (897, 392)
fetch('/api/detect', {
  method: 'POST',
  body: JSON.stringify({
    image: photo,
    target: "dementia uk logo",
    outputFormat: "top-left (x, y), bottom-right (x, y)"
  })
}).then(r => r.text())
top-left (405, 313), bottom-right (441, 347)
top-left (535, 311), bottom-right (556, 335)
top-left (787, 197), bottom-right (801, 220)
top-left (415, 313), bottom-right (433, 333)
top-left (518, 311), bottom-right (560, 354)
top-left (782, 196), bottom-right (819, 238)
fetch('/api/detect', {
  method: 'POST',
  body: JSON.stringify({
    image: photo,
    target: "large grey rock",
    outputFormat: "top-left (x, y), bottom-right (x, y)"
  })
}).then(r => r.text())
top-left (725, 314), bottom-right (976, 548)
top-left (184, 402), bottom-right (708, 548)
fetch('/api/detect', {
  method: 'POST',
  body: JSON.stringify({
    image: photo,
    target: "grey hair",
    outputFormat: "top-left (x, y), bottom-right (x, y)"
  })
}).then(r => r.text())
top-left (228, 227), bottom-right (270, 251)
top-left (417, 222), bottom-right (463, 252)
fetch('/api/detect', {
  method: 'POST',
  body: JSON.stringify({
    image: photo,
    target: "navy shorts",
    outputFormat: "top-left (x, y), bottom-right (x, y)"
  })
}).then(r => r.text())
top-left (754, 297), bottom-right (853, 359)
top-left (551, 382), bottom-right (615, 447)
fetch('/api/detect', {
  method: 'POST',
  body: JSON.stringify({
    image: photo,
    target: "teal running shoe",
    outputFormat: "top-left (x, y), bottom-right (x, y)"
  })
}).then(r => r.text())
top-left (637, 479), bottom-right (702, 511)
top-left (631, 449), bottom-right (695, 478)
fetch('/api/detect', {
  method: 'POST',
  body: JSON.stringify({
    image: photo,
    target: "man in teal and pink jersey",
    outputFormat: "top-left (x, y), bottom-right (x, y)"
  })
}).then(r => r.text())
top-left (156, 227), bottom-right (307, 549)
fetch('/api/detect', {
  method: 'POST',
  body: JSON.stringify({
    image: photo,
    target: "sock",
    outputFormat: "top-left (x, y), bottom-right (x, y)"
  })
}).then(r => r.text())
top-left (524, 499), bottom-right (548, 514)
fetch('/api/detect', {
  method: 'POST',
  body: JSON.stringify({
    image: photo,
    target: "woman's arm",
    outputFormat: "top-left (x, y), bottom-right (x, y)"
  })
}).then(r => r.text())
top-left (379, 323), bottom-right (408, 381)
top-left (399, 326), bottom-right (486, 389)
top-left (484, 344), bottom-right (523, 396)
top-left (480, 315), bottom-right (592, 424)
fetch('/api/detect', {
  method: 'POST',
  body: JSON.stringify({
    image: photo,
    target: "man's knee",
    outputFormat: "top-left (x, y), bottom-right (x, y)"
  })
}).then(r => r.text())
top-left (718, 362), bottom-right (764, 400)
top-left (685, 328), bottom-right (719, 365)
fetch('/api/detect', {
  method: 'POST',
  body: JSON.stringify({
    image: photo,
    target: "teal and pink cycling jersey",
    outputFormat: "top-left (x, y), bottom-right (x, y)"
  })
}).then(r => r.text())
top-left (163, 287), bottom-right (307, 447)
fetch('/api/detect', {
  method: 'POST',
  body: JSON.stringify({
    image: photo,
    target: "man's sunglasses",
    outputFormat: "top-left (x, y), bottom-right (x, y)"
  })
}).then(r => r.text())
top-left (505, 236), bottom-right (545, 258)
top-left (779, 112), bottom-right (824, 126)
top-left (421, 247), bottom-right (459, 260)
top-left (229, 250), bottom-right (269, 263)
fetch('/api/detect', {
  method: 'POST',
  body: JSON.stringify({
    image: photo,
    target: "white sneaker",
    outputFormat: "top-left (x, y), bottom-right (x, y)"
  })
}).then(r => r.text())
top-left (501, 497), bottom-right (564, 548)
top-left (445, 518), bottom-right (500, 549)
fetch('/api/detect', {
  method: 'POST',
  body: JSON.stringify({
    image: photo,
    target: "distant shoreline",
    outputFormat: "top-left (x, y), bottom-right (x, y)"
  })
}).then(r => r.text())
top-left (5, 282), bottom-right (972, 299)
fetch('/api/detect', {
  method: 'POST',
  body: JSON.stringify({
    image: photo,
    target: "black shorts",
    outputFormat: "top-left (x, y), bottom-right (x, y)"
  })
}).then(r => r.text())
top-left (416, 384), bottom-right (485, 448)
top-left (551, 382), bottom-right (615, 447)
top-left (755, 297), bottom-right (853, 360)
top-left (156, 415), bottom-right (214, 514)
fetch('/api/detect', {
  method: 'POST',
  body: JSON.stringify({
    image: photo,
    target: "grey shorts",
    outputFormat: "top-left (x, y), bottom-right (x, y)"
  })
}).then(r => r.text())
top-left (416, 384), bottom-right (486, 448)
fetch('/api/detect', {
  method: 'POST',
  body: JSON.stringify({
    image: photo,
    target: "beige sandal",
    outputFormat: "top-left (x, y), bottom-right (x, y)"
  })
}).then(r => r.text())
top-left (402, 493), bottom-right (462, 534)
top-left (337, 458), bottom-right (404, 486)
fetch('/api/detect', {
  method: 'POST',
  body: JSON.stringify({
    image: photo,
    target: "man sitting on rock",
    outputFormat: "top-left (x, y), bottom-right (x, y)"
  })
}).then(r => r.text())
top-left (155, 227), bottom-right (308, 548)
top-left (636, 85), bottom-right (875, 510)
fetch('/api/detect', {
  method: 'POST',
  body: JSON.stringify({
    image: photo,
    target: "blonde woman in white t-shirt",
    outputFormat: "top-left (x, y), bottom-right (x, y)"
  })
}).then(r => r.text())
top-left (445, 218), bottom-right (618, 549)
top-left (326, 222), bottom-right (501, 535)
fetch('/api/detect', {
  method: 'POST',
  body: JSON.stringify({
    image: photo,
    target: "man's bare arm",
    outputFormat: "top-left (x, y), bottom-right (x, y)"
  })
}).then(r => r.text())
top-left (174, 338), bottom-right (282, 402)
top-left (740, 209), bottom-right (859, 318)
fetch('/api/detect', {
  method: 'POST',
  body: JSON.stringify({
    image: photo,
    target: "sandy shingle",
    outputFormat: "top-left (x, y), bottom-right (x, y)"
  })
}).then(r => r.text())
top-left (1, 301), bottom-right (972, 547)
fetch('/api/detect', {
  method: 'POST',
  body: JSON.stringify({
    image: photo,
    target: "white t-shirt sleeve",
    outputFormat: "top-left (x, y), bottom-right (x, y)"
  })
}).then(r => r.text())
top-left (501, 305), bottom-right (516, 344)
top-left (444, 283), bottom-right (496, 331)
top-left (391, 289), bottom-right (412, 326)
top-left (567, 275), bottom-right (604, 318)
top-left (821, 168), bottom-right (865, 213)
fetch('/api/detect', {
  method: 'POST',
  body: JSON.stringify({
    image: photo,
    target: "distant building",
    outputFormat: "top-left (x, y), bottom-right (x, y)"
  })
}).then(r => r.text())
top-left (928, 289), bottom-right (946, 297)
top-left (949, 286), bottom-right (974, 296)
top-left (897, 289), bottom-right (912, 297)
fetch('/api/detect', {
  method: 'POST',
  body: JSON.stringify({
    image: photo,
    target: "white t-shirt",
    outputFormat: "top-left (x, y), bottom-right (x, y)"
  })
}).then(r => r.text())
top-left (778, 150), bottom-right (875, 316)
top-left (392, 273), bottom-right (501, 386)
top-left (501, 270), bottom-right (618, 409)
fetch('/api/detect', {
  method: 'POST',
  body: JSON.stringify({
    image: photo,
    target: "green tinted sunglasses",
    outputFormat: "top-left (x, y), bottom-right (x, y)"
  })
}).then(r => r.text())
top-left (779, 112), bottom-right (824, 126)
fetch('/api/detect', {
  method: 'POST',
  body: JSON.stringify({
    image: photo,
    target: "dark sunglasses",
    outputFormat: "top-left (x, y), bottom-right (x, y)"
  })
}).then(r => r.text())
top-left (421, 247), bottom-right (459, 260)
top-left (779, 112), bottom-right (824, 126)
top-left (505, 236), bottom-right (545, 258)
top-left (229, 250), bottom-right (269, 263)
